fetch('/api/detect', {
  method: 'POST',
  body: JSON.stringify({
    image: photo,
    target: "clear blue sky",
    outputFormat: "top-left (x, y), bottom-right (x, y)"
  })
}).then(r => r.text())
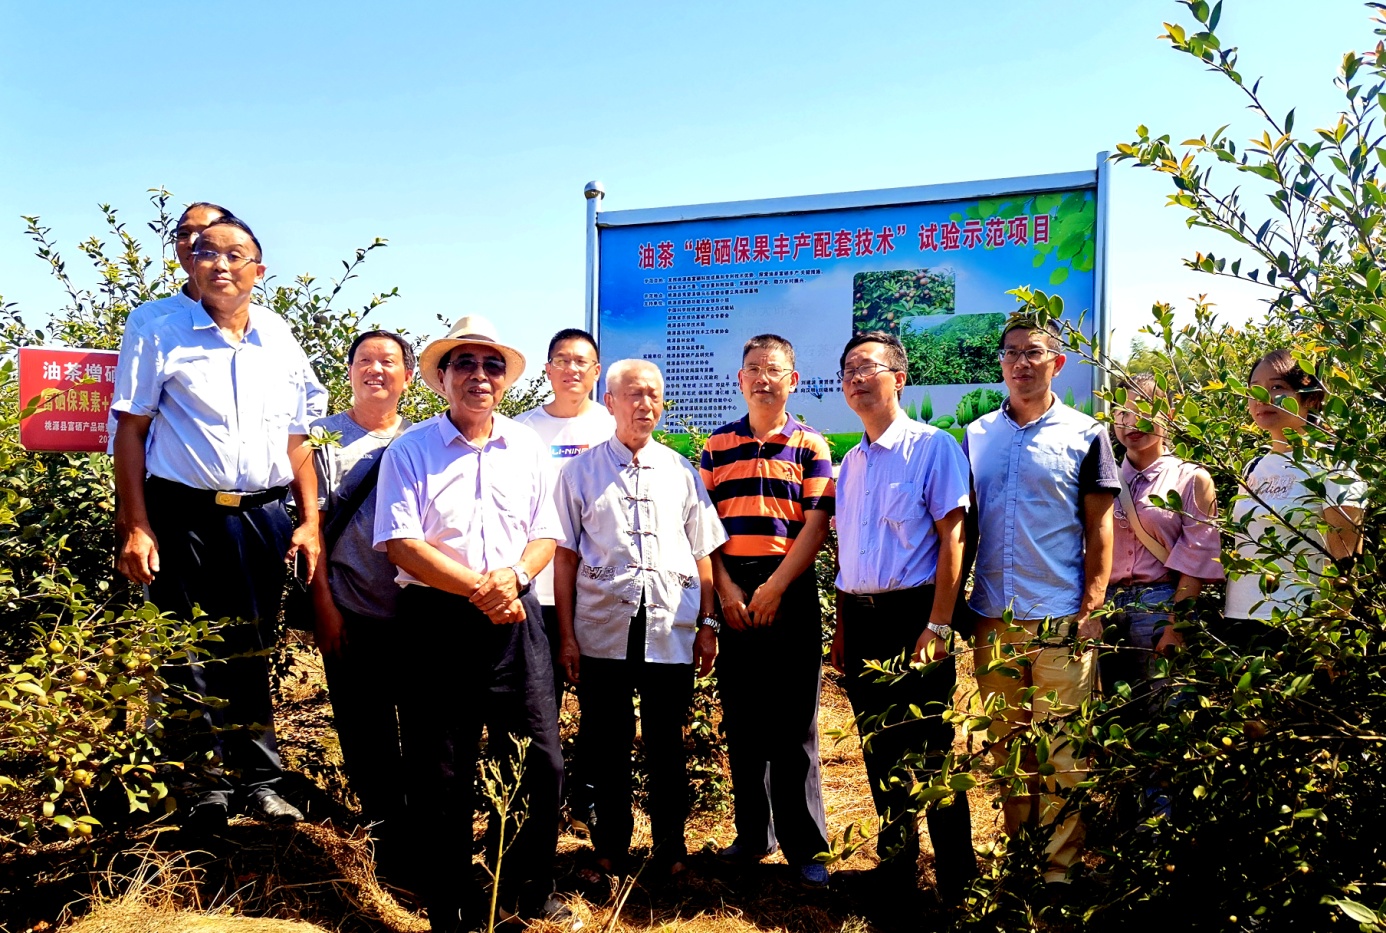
top-left (0, 1), bottom-right (1372, 372)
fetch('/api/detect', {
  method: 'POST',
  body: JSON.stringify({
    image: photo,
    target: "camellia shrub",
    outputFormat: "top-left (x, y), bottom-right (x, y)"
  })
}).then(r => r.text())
top-left (832, 4), bottom-right (1386, 930)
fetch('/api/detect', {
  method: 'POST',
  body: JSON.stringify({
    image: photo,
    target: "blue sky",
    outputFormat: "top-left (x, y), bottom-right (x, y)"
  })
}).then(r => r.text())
top-left (0, 1), bottom-right (1373, 375)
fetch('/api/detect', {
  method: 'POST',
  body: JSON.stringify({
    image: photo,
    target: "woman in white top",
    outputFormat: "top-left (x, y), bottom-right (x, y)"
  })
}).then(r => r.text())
top-left (1221, 349), bottom-right (1366, 649)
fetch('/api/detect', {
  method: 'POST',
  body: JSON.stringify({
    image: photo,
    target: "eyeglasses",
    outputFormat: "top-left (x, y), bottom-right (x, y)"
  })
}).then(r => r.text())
top-left (173, 228), bottom-right (199, 243)
top-left (837, 363), bottom-right (899, 382)
top-left (998, 347), bottom-right (1058, 365)
top-left (191, 248), bottom-right (258, 269)
top-left (447, 357), bottom-right (507, 378)
top-left (743, 365), bottom-right (791, 381)
top-left (548, 356), bottom-right (596, 373)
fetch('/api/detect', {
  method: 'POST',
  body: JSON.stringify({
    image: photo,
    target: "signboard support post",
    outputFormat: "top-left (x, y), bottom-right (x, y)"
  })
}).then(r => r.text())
top-left (1093, 150), bottom-right (1112, 405)
top-left (584, 180), bottom-right (605, 340)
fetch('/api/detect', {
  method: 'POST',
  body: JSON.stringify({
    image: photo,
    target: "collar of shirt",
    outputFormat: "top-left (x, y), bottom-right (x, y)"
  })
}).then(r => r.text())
top-left (1001, 393), bottom-right (1061, 430)
top-left (436, 411), bottom-right (515, 452)
top-left (189, 301), bottom-right (267, 346)
top-left (734, 411), bottom-right (800, 442)
top-left (854, 412), bottom-right (909, 454)
top-left (1122, 453), bottom-right (1175, 486)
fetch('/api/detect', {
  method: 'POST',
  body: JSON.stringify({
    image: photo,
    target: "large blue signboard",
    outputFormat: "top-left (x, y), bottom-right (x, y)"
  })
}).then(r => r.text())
top-left (592, 163), bottom-right (1107, 443)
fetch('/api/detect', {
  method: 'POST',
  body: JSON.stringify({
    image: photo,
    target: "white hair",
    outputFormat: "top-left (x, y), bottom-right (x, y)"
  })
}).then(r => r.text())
top-left (605, 358), bottom-right (663, 394)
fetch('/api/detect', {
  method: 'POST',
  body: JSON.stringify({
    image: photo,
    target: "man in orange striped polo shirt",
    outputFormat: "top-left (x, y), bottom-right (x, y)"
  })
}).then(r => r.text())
top-left (700, 334), bottom-right (835, 888)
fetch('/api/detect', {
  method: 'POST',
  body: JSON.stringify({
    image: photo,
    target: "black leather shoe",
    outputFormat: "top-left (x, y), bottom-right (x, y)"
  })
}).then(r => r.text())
top-left (247, 792), bottom-right (303, 824)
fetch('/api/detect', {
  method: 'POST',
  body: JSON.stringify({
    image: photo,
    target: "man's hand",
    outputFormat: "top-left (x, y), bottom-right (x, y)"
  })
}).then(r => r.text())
top-left (694, 625), bottom-right (718, 677)
top-left (718, 581), bottom-right (751, 631)
top-left (471, 568), bottom-right (520, 614)
top-left (287, 523), bottom-right (321, 585)
top-left (484, 598), bottom-right (526, 625)
top-left (913, 627), bottom-right (949, 663)
top-left (830, 606), bottom-right (845, 674)
top-left (559, 636), bottom-right (581, 685)
top-left (314, 596), bottom-right (347, 659)
top-left (1075, 611), bottom-right (1102, 652)
top-left (117, 521), bottom-right (160, 585)
top-left (745, 578), bottom-right (785, 628)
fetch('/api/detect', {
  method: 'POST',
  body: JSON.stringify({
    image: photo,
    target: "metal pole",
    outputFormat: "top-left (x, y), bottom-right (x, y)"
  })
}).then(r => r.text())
top-left (1092, 150), bottom-right (1112, 407)
top-left (584, 180), bottom-right (605, 340)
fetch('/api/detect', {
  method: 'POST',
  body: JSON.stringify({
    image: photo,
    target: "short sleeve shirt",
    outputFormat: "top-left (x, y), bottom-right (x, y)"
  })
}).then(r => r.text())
top-left (835, 415), bottom-right (971, 594)
top-left (372, 413), bottom-right (560, 586)
top-left (965, 396), bottom-right (1119, 620)
top-left (699, 413), bottom-right (835, 558)
top-left (513, 403), bottom-right (617, 603)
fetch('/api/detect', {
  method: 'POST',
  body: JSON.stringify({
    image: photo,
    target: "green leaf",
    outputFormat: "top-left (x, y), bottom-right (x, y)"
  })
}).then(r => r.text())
top-left (949, 773), bottom-right (979, 792)
top-left (1049, 266), bottom-right (1070, 286)
top-left (1326, 898), bottom-right (1380, 925)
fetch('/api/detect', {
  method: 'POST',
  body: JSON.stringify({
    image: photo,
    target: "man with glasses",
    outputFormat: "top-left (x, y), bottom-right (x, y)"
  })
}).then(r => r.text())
top-left (374, 315), bottom-right (567, 931)
top-left (830, 330), bottom-right (977, 903)
top-left (112, 217), bottom-right (325, 833)
top-left (964, 315), bottom-right (1117, 895)
top-left (107, 202), bottom-right (231, 452)
top-left (699, 334), bottom-right (835, 887)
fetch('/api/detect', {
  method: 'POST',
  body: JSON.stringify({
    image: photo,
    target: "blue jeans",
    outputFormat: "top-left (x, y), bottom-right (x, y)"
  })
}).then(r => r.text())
top-left (1100, 582), bottom-right (1177, 697)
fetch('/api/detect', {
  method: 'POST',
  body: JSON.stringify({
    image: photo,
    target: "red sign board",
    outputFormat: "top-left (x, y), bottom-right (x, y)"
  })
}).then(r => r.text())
top-left (17, 346), bottom-right (120, 452)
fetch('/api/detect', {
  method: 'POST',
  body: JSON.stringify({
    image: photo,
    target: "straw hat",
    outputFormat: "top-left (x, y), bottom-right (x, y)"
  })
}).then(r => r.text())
top-left (417, 314), bottom-right (526, 397)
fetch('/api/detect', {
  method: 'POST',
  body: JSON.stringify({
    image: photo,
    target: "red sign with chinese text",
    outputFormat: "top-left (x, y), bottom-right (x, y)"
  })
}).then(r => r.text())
top-left (17, 347), bottom-right (120, 452)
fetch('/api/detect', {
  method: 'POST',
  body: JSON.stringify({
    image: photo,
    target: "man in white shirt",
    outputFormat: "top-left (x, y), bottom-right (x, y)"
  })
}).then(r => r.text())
top-left (553, 359), bottom-right (727, 881)
top-left (112, 217), bottom-right (323, 832)
top-left (515, 327), bottom-right (615, 833)
top-left (831, 330), bottom-right (977, 903)
top-left (373, 315), bottom-right (566, 932)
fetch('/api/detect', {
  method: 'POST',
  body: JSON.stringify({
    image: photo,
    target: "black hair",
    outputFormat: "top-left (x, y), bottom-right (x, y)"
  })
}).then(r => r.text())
top-left (178, 202), bottom-right (235, 226)
top-left (743, 333), bottom-right (796, 368)
top-left (1000, 314), bottom-right (1063, 349)
top-left (839, 330), bottom-right (907, 373)
top-left (1248, 348), bottom-right (1324, 413)
top-left (349, 330), bottom-right (416, 371)
top-left (199, 216), bottom-right (263, 261)
top-left (547, 327), bottom-right (598, 360)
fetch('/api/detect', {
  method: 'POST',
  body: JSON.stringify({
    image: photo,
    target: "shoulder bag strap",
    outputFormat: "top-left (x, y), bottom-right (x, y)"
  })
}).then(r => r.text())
top-left (1118, 468), bottom-right (1171, 564)
top-left (321, 425), bottom-right (402, 555)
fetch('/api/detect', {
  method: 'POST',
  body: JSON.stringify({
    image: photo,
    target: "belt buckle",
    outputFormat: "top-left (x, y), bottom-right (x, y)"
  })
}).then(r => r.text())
top-left (214, 491), bottom-right (242, 507)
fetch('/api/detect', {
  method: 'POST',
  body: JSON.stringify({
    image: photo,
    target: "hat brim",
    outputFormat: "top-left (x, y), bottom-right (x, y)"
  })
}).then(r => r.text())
top-left (418, 338), bottom-right (526, 398)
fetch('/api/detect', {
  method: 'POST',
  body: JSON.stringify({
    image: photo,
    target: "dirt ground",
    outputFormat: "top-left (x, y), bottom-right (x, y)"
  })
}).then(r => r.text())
top-left (2, 638), bottom-right (1003, 933)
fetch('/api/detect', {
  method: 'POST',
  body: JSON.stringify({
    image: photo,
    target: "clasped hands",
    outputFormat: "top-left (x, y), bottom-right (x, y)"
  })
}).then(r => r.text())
top-left (470, 566), bottom-right (526, 624)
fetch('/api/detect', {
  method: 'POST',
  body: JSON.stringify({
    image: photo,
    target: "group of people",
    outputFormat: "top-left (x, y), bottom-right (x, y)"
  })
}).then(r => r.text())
top-left (109, 201), bottom-right (1365, 931)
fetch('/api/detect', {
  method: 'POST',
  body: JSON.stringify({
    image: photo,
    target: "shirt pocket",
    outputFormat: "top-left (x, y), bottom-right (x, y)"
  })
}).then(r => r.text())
top-left (882, 481), bottom-right (920, 546)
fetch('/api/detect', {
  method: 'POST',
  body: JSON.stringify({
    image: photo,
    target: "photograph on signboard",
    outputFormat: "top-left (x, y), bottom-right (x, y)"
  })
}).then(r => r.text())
top-left (596, 182), bottom-right (1099, 452)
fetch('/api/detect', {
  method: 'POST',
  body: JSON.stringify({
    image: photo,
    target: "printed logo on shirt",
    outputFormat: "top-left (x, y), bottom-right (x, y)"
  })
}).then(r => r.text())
top-left (553, 443), bottom-right (589, 458)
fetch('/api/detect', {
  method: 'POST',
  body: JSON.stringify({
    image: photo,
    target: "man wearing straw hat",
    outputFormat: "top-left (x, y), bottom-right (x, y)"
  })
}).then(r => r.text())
top-left (373, 315), bottom-right (567, 931)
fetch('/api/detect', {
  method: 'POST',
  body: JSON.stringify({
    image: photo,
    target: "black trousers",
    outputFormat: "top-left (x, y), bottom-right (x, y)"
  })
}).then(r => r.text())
top-left (578, 607), bottom-right (695, 866)
top-left (838, 586), bottom-right (977, 896)
top-left (396, 585), bottom-right (562, 932)
top-left (718, 555), bottom-right (829, 865)
top-left (145, 478), bottom-right (292, 808)
top-left (320, 606), bottom-right (407, 858)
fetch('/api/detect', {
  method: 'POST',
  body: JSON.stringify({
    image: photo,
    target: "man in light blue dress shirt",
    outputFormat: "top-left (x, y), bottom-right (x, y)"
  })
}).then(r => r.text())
top-left (112, 217), bottom-right (326, 833)
top-left (832, 330), bottom-right (977, 903)
top-left (964, 315), bottom-right (1117, 891)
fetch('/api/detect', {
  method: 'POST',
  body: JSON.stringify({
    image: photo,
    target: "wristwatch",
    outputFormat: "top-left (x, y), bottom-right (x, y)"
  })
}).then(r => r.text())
top-left (699, 615), bottom-right (722, 634)
top-left (510, 565), bottom-right (532, 595)
top-left (926, 622), bottom-right (953, 638)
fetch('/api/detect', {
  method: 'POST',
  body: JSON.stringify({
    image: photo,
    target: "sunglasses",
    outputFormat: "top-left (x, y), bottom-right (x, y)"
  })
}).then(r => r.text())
top-left (445, 357), bottom-right (507, 378)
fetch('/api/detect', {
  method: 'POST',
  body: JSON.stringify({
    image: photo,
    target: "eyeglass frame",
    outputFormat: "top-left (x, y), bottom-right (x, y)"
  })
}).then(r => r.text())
top-left (445, 355), bottom-right (508, 378)
top-left (837, 362), bottom-right (902, 382)
top-left (997, 347), bottom-right (1060, 365)
top-left (190, 248), bottom-right (260, 269)
top-left (546, 355), bottom-right (597, 373)
top-left (741, 364), bottom-right (794, 381)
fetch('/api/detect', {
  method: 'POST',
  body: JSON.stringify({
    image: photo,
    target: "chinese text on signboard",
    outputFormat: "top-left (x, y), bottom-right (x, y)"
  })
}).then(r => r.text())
top-left (17, 347), bottom-right (120, 452)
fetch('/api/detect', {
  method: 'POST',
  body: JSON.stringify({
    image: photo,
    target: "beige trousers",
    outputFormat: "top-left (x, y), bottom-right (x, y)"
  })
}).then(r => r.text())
top-left (974, 615), bottom-right (1096, 884)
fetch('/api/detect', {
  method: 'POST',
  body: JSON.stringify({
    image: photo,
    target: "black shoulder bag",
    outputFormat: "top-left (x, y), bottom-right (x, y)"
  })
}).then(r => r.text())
top-left (282, 443), bottom-right (394, 632)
